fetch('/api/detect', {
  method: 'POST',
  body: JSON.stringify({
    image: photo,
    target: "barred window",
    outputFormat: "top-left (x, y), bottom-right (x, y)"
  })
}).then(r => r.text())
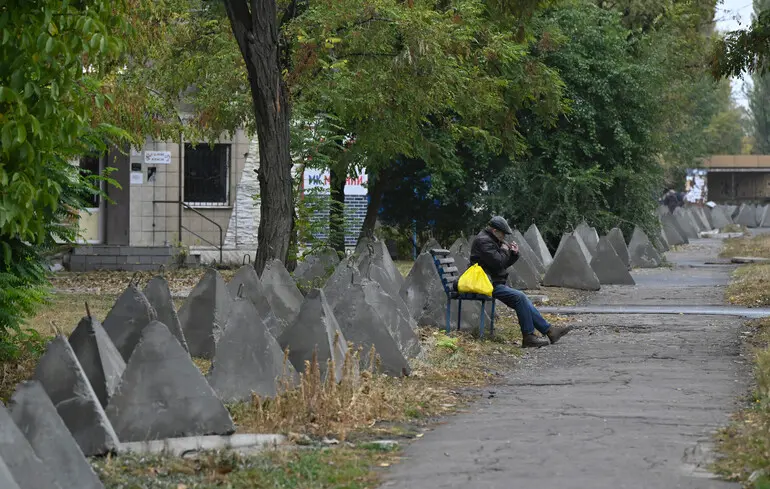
top-left (184, 143), bottom-right (230, 206)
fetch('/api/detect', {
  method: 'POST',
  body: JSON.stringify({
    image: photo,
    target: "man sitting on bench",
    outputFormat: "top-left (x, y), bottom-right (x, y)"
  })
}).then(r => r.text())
top-left (470, 216), bottom-right (572, 348)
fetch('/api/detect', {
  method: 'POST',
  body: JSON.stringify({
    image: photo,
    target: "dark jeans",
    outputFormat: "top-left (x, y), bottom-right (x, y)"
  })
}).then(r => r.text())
top-left (492, 284), bottom-right (551, 335)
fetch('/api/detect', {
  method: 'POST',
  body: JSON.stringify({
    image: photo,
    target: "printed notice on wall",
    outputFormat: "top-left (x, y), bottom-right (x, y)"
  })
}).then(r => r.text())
top-left (130, 172), bottom-right (143, 185)
top-left (144, 151), bottom-right (171, 165)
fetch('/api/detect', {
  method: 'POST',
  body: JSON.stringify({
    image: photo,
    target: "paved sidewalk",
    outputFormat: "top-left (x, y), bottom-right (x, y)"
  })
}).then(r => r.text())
top-left (381, 239), bottom-right (746, 489)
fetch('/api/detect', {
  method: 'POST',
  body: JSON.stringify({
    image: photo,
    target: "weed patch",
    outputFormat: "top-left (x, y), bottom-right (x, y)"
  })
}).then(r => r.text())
top-left (94, 446), bottom-right (399, 489)
top-left (721, 234), bottom-right (770, 259)
top-left (725, 264), bottom-right (770, 307)
top-left (714, 318), bottom-right (770, 486)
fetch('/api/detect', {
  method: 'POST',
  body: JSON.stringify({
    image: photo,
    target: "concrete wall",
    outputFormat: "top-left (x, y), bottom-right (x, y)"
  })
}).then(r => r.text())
top-left (708, 171), bottom-right (770, 202)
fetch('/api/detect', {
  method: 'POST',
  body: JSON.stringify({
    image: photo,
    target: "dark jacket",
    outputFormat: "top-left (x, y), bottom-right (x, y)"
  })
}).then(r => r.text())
top-left (470, 229), bottom-right (519, 285)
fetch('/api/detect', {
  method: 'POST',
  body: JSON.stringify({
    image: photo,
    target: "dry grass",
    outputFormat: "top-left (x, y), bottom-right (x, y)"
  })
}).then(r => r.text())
top-left (50, 268), bottom-right (237, 296)
top-left (713, 318), bottom-right (770, 487)
top-left (725, 264), bottom-right (770, 307)
top-left (721, 234), bottom-right (770, 259)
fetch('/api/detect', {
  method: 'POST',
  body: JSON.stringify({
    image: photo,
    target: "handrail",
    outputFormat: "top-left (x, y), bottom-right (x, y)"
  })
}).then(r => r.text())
top-left (153, 200), bottom-right (223, 264)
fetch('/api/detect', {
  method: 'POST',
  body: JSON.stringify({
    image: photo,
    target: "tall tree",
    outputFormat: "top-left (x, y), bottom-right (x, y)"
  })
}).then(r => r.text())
top-left (750, 0), bottom-right (770, 153)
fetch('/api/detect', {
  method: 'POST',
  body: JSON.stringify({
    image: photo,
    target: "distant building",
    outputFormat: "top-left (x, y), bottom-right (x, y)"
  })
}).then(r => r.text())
top-left (701, 155), bottom-right (770, 203)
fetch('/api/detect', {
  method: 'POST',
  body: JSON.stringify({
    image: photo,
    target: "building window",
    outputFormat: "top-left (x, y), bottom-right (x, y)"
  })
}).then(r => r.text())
top-left (184, 143), bottom-right (230, 206)
top-left (78, 155), bottom-right (101, 208)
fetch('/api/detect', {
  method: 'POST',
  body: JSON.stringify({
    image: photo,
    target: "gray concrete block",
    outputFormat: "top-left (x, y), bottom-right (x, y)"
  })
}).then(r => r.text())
top-left (105, 321), bottom-right (235, 442)
top-left (178, 268), bottom-right (231, 359)
top-left (32, 336), bottom-right (120, 456)
top-left (0, 457), bottom-right (21, 489)
top-left (279, 289), bottom-right (351, 383)
top-left (524, 224), bottom-right (553, 269)
top-left (543, 235), bottom-right (601, 291)
top-left (260, 259), bottom-right (303, 326)
top-left (673, 208), bottom-right (699, 239)
top-left (591, 237), bottom-right (635, 285)
top-left (139, 256), bottom-right (154, 264)
top-left (354, 239), bottom-right (405, 292)
top-left (607, 228), bottom-right (631, 269)
top-left (8, 381), bottom-right (104, 489)
top-left (448, 237), bottom-right (471, 260)
top-left (660, 214), bottom-right (686, 246)
top-left (628, 227), bottom-right (662, 268)
top-left (103, 284), bottom-right (157, 362)
top-left (144, 275), bottom-right (188, 352)
top-left (760, 206), bottom-right (770, 228)
top-left (506, 253), bottom-right (540, 290)
top-left (360, 278), bottom-right (421, 359)
top-left (734, 204), bottom-right (758, 228)
top-left (334, 281), bottom-right (411, 376)
top-left (511, 230), bottom-right (545, 276)
top-left (420, 238), bottom-right (442, 254)
top-left (710, 206), bottom-right (733, 230)
top-left (68, 317), bottom-right (126, 407)
top-left (294, 247), bottom-right (340, 283)
top-left (208, 299), bottom-right (297, 402)
top-left (574, 221), bottom-right (600, 256)
top-left (228, 265), bottom-right (284, 338)
top-left (0, 402), bottom-right (62, 489)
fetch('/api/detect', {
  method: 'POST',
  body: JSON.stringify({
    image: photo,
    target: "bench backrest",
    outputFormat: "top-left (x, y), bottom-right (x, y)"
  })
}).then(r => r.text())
top-left (429, 249), bottom-right (459, 294)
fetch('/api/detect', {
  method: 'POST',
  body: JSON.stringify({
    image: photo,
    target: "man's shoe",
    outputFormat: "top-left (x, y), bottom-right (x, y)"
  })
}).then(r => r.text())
top-left (546, 324), bottom-right (573, 344)
top-left (522, 333), bottom-right (550, 348)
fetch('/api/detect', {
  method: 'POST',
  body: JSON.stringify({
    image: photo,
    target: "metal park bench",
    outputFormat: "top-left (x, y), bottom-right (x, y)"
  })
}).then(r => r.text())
top-left (429, 249), bottom-right (496, 338)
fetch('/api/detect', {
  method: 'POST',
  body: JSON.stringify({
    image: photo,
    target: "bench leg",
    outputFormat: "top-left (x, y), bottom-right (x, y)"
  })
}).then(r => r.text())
top-left (445, 298), bottom-right (451, 334)
top-left (457, 299), bottom-right (462, 332)
top-left (479, 300), bottom-right (486, 339)
top-left (490, 299), bottom-right (496, 336)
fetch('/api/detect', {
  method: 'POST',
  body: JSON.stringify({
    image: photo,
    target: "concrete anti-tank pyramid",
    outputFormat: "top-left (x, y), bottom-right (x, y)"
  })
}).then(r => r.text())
top-left (68, 316), bottom-right (126, 408)
top-left (357, 252), bottom-right (402, 300)
top-left (0, 457), bottom-right (20, 489)
top-left (703, 206), bottom-right (715, 229)
top-left (354, 239), bottom-right (406, 292)
top-left (294, 247), bottom-right (340, 283)
top-left (32, 336), bottom-right (120, 456)
top-left (260, 259), bottom-right (304, 326)
top-left (687, 208), bottom-right (708, 232)
top-left (524, 223), bottom-right (553, 268)
top-left (399, 253), bottom-right (487, 331)
top-left (178, 267), bottom-right (231, 359)
top-left (0, 402), bottom-right (62, 489)
top-left (511, 230), bottom-right (545, 275)
top-left (542, 235), bottom-right (601, 290)
top-left (334, 278), bottom-right (412, 376)
top-left (760, 206), bottom-right (770, 227)
top-left (9, 381), bottom-right (104, 489)
top-left (575, 221), bottom-right (600, 256)
top-left (555, 232), bottom-right (593, 263)
top-left (449, 237), bottom-right (471, 259)
top-left (103, 283), bottom-right (156, 362)
top-left (228, 265), bottom-right (284, 338)
top-left (279, 289), bottom-right (351, 383)
top-left (660, 214), bottom-right (686, 246)
top-left (628, 227), bottom-right (662, 268)
top-left (323, 257), bottom-right (361, 305)
top-left (694, 207), bottom-right (713, 231)
top-left (144, 275), bottom-right (188, 352)
top-left (591, 237), bottom-right (635, 285)
top-left (651, 229), bottom-right (669, 253)
top-left (673, 207), bottom-right (699, 239)
top-left (735, 204), bottom-right (758, 228)
top-left (710, 206), bottom-right (733, 229)
top-left (607, 228), bottom-right (631, 269)
top-left (360, 277), bottom-right (421, 358)
top-left (506, 253), bottom-right (540, 290)
top-left (105, 321), bottom-right (235, 442)
top-left (420, 238), bottom-right (442, 254)
top-left (208, 298), bottom-right (297, 402)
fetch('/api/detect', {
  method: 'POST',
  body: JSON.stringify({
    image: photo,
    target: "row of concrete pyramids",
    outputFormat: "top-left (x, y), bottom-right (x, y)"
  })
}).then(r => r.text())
top-left (727, 203), bottom-right (770, 229)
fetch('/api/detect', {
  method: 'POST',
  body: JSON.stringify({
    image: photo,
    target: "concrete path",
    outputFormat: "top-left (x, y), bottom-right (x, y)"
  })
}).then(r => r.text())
top-left (382, 238), bottom-right (746, 489)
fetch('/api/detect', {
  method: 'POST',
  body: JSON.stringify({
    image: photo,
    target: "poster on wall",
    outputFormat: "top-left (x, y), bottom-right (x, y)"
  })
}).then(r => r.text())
top-left (130, 172), bottom-right (143, 185)
top-left (685, 168), bottom-right (707, 204)
top-left (303, 168), bottom-right (368, 196)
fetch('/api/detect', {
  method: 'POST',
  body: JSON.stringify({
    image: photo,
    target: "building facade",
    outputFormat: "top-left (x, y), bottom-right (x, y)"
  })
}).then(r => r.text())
top-left (702, 155), bottom-right (770, 203)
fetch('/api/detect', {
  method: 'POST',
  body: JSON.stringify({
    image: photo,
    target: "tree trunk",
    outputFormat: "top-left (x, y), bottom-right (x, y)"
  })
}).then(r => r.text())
top-left (358, 169), bottom-right (387, 241)
top-left (329, 167), bottom-right (346, 253)
top-left (223, 0), bottom-right (294, 275)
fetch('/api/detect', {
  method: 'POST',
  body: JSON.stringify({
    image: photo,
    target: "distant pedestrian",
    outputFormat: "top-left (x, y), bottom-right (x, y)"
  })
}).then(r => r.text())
top-left (470, 216), bottom-right (572, 348)
top-left (662, 189), bottom-right (679, 214)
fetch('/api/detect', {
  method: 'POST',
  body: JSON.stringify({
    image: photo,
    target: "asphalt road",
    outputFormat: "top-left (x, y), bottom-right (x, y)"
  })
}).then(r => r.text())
top-left (381, 238), bottom-right (746, 489)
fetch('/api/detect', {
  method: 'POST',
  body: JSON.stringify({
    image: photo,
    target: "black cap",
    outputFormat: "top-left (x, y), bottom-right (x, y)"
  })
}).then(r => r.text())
top-left (489, 216), bottom-right (512, 235)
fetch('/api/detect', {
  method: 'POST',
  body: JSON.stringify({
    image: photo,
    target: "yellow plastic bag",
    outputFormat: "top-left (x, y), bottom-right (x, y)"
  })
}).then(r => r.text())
top-left (457, 263), bottom-right (493, 296)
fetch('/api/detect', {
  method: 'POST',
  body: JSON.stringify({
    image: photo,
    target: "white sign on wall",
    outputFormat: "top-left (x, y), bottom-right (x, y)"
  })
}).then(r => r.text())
top-left (303, 168), bottom-right (368, 196)
top-left (130, 172), bottom-right (143, 185)
top-left (144, 151), bottom-right (172, 165)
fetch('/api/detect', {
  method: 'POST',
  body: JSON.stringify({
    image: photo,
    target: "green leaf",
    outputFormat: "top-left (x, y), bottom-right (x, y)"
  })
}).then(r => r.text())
top-left (23, 82), bottom-right (34, 99)
top-left (1, 123), bottom-right (12, 150)
top-left (45, 36), bottom-right (54, 53)
top-left (16, 124), bottom-right (26, 144)
top-left (1, 242), bottom-right (11, 266)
